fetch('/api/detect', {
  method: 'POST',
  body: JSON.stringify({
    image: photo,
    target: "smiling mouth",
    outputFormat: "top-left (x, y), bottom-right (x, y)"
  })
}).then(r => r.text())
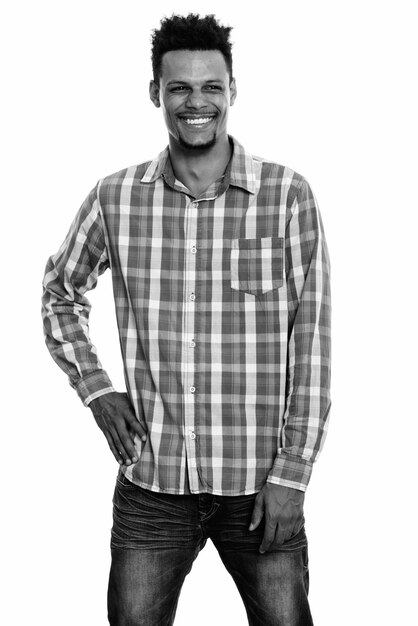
top-left (178, 115), bottom-right (217, 127)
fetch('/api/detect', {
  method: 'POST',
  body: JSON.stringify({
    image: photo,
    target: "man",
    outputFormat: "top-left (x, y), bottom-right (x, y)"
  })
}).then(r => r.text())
top-left (42, 13), bottom-right (331, 626)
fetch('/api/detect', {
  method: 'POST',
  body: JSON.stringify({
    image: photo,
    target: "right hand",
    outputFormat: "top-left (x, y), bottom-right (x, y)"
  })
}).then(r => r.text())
top-left (89, 392), bottom-right (147, 466)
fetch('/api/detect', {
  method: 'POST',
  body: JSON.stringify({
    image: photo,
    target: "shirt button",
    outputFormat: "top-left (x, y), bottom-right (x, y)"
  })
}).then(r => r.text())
top-left (189, 339), bottom-right (196, 347)
top-left (190, 293), bottom-right (196, 301)
top-left (189, 431), bottom-right (196, 439)
top-left (191, 245), bottom-right (197, 253)
top-left (189, 386), bottom-right (196, 393)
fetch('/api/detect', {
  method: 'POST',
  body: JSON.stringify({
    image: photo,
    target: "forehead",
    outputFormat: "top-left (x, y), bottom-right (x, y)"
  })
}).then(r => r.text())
top-left (160, 49), bottom-right (229, 83)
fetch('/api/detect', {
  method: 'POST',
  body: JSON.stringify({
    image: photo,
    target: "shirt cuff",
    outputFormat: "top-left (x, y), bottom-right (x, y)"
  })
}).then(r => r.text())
top-left (74, 370), bottom-right (115, 406)
top-left (266, 451), bottom-right (313, 492)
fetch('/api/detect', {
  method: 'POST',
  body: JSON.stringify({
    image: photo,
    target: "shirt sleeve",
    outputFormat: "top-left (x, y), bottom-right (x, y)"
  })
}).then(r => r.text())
top-left (41, 182), bottom-right (115, 406)
top-left (267, 177), bottom-right (332, 491)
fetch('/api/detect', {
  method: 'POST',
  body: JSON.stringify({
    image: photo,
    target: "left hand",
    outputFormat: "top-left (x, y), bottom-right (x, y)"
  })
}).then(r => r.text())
top-left (249, 483), bottom-right (305, 553)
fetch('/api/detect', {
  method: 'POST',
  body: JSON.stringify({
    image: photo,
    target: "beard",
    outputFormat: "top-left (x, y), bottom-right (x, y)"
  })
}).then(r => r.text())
top-left (178, 132), bottom-right (217, 151)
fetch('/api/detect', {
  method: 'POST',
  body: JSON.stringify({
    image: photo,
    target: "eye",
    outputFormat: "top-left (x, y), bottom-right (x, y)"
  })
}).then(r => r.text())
top-left (205, 85), bottom-right (222, 91)
top-left (171, 85), bottom-right (188, 92)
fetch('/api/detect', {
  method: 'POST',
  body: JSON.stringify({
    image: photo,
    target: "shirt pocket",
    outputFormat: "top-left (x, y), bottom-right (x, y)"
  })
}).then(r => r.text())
top-left (230, 236), bottom-right (284, 295)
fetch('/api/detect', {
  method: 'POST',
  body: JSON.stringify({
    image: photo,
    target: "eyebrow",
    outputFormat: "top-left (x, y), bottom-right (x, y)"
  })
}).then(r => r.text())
top-left (166, 79), bottom-right (225, 86)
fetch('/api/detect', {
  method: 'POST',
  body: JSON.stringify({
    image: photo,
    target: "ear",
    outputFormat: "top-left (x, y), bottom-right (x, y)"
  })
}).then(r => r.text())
top-left (229, 78), bottom-right (237, 106)
top-left (149, 80), bottom-right (161, 108)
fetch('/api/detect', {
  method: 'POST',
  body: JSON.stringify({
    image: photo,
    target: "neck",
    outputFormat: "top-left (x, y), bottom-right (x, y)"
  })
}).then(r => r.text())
top-left (168, 135), bottom-right (232, 197)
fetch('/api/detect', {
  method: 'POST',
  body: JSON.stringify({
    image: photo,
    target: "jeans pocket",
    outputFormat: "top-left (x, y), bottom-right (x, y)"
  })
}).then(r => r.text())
top-left (116, 470), bottom-right (137, 489)
top-left (276, 524), bottom-right (308, 552)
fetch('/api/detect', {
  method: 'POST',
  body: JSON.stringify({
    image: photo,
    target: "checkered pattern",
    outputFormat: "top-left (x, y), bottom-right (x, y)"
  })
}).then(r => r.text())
top-left (42, 136), bottom-right (331, 495)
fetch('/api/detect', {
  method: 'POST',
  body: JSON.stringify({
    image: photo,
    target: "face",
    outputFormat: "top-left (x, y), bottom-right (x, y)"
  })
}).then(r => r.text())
top-left (149, 49), bottom-right (237, 151)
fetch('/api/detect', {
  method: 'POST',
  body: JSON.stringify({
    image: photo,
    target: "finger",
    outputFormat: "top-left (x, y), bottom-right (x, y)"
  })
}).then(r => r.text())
top-left (294, 516), bottom-right (305, 535)
top-left (109, 425), bottom-right (136, 465)
top-left (116, 422), bottom-right (140, 464)
top-left (259, 519), bottom-right (276, 554)
top-left (103, 430), bottom-right (124, 465)
top-left (249, 496), bottom-right (264, 531)
top-left (274, 529), bottom-right (289, 546)
top-left (116, 393), bottom-right (144, 436)
top-left (124, 412), bottom-right (147, 442)
top-left (274, 519), bottom-right (296, 546)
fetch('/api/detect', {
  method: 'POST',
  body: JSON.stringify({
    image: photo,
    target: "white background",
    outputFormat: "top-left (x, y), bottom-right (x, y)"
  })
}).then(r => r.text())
top-left (2, 1), bottom-right (417, 624)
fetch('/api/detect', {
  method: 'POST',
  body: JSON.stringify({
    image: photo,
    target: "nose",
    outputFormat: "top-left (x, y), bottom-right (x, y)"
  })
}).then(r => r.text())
top-left (186, 89), bottom-right (206, 109)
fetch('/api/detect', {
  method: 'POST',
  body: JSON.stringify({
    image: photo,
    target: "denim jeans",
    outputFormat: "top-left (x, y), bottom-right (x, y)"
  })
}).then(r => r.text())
top-left (108, 472), bottom-right (313, 626)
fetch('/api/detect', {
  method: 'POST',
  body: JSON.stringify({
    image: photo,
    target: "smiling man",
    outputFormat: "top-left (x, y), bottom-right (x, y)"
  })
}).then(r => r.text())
top-left (42, 13), bottom-right (331, 626)
top-left (149, 45), bottom-right (237, 197)
top-left (154, 48), bottom-right (234, 147)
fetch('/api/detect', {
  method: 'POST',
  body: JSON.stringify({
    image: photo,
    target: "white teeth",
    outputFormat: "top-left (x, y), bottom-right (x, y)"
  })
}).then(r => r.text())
top-left (184, 117), bottom-right (213, 125)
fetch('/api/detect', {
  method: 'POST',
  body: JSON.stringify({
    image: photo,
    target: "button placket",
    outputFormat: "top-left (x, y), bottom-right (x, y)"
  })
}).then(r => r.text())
top-left (183, 198), bottom-right (200, 491)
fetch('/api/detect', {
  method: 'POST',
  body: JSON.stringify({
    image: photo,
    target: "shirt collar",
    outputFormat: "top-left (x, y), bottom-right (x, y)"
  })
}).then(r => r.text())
top-left (140, 136), bottom-right (257, 195)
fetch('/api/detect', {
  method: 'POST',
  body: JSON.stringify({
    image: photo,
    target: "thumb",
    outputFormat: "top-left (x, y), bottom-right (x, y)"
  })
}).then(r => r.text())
top-left (249, 495), bottom-right (264, 531)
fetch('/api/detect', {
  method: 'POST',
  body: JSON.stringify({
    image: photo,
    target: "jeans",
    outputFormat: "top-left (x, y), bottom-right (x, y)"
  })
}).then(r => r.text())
top-left (108, 472), bottom-right (313, 626)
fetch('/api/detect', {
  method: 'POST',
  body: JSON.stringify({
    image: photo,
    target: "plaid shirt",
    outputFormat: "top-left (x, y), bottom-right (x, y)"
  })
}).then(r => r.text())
top-left (42, 136), bottom-right (331, 495)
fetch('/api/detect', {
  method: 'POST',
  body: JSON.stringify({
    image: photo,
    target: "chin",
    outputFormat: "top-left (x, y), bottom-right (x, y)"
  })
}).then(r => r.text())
top-left (178, 133), bottom-right (217, 151)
